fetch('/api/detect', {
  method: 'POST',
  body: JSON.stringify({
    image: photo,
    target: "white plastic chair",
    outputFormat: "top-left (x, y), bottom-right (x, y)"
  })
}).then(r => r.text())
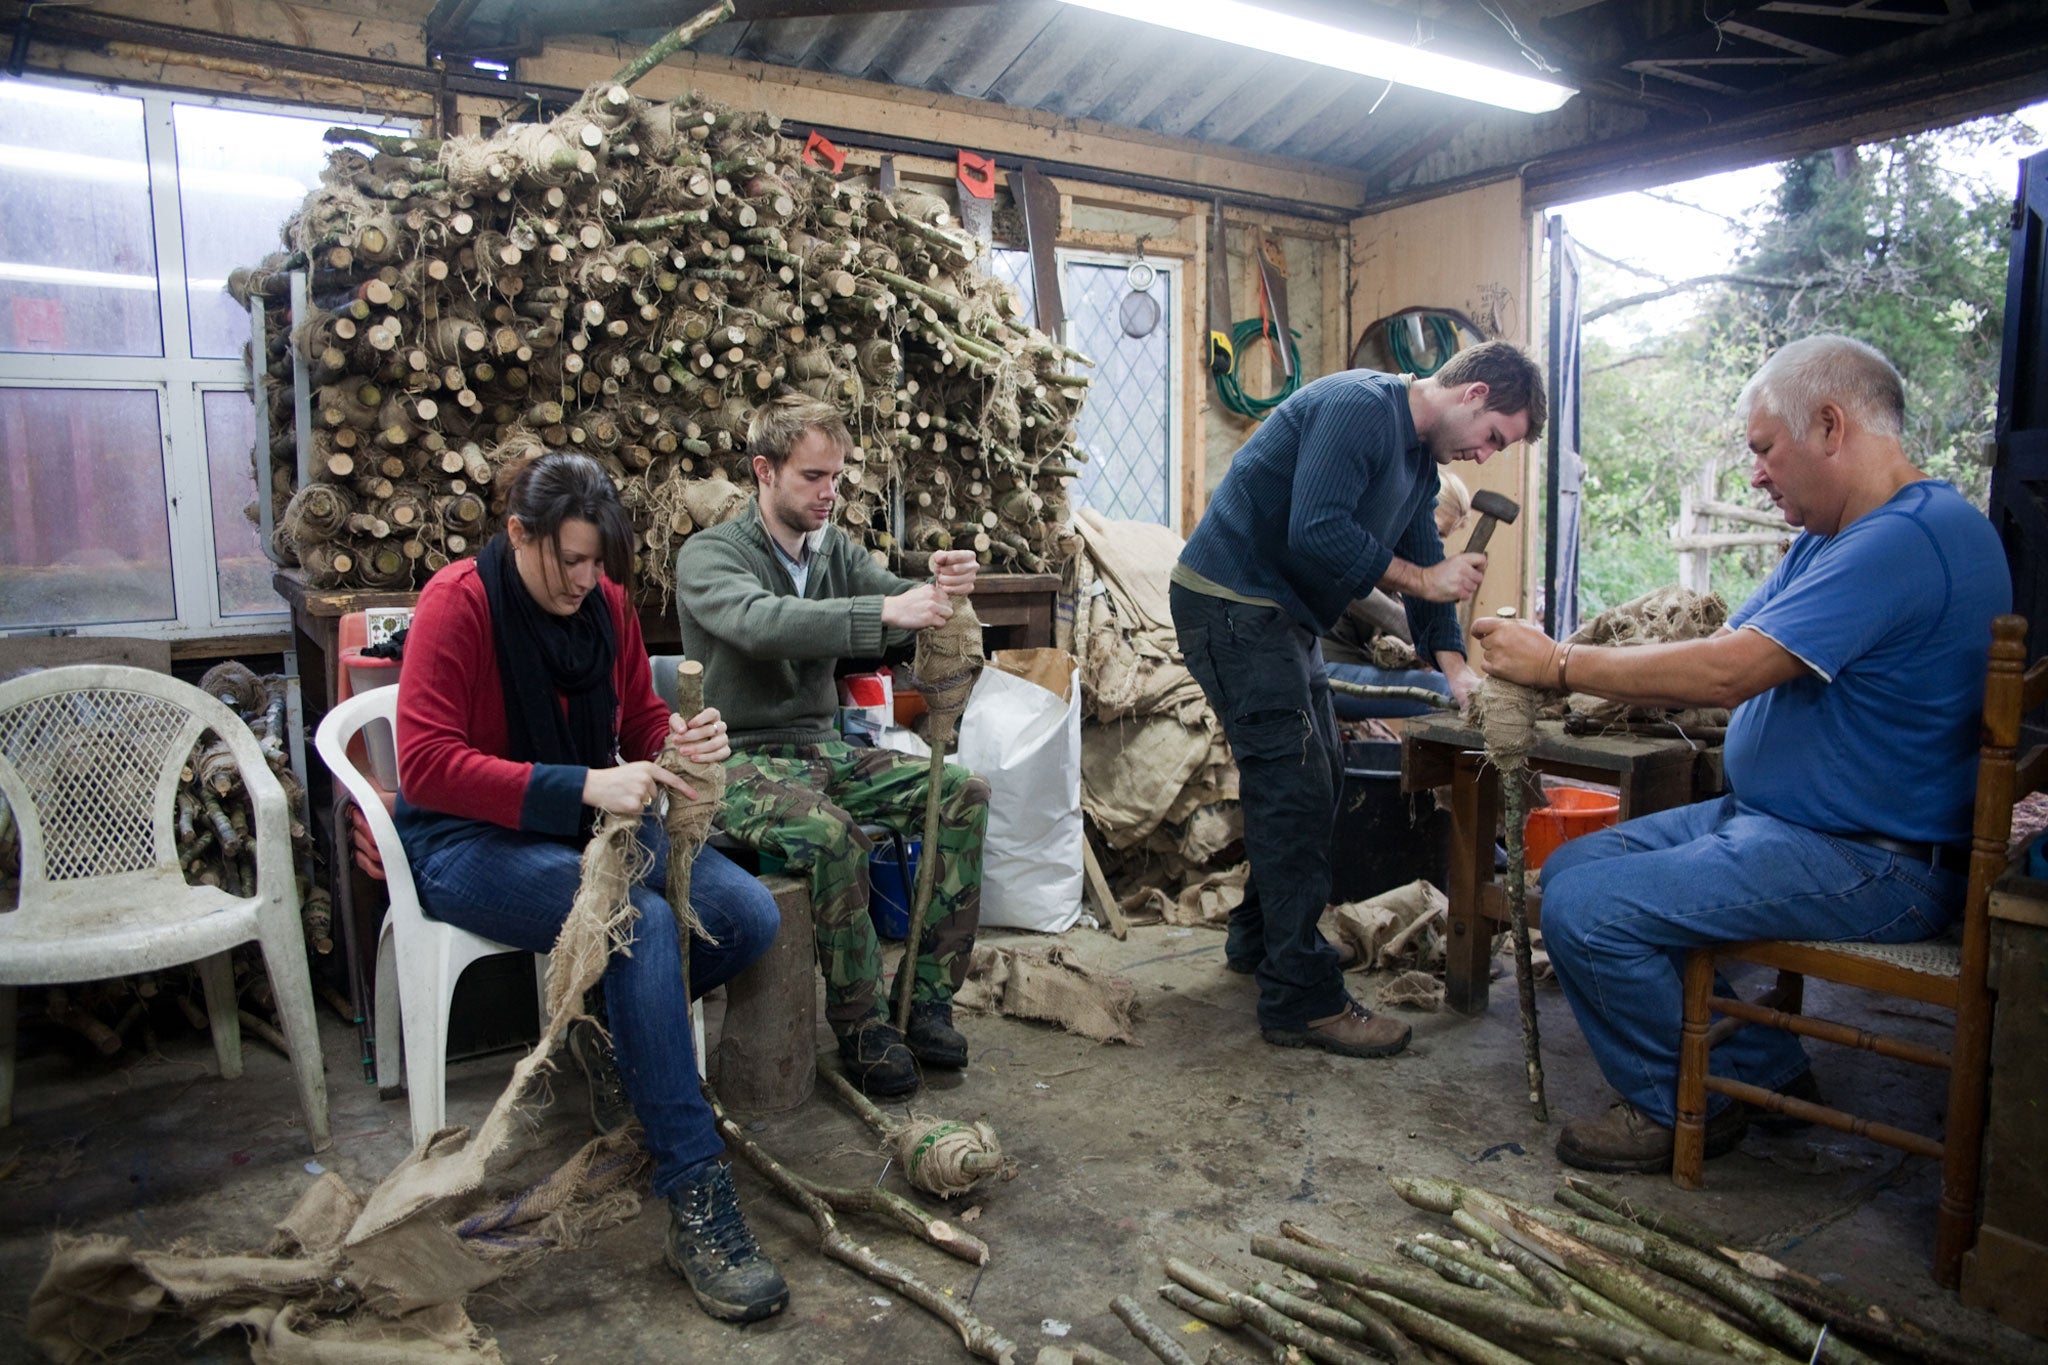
top-left (315, 686), bottom-right (702, 1150)
top-left (0, 665), bottom-right (329, 1150)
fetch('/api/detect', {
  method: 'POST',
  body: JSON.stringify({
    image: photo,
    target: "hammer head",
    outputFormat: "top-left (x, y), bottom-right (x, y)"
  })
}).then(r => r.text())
top-left (1462, 490), bottom-right (1522, 556)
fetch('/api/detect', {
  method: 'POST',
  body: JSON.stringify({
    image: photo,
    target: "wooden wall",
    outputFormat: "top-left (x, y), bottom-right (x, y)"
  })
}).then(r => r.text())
top-left (1351, 178), bottom-right (1540, 641)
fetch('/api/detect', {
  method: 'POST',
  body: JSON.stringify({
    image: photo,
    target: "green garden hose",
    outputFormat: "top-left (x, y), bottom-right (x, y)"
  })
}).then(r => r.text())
top-left (1386, 312), bottom-right (1463, 377)
top-left (1214, 317), bottom-right (1301, 419)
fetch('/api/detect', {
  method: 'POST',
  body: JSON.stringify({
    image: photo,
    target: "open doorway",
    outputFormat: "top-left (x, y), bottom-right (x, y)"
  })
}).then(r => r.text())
top-left (1539, 103), bottom-right (2048, 627)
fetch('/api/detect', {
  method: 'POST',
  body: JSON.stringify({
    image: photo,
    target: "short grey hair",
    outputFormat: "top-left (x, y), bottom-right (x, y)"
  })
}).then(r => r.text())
top-left (1737, 334), bottom-right (1905, 442)
top-left (746, 393), bottom-right (852, 473)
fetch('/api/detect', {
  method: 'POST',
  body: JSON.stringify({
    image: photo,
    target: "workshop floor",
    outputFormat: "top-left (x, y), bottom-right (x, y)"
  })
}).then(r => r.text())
top-left (3, 923), bottom-right (2043, 1365)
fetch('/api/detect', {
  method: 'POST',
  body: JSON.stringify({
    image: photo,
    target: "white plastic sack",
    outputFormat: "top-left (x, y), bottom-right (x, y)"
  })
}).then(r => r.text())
top-left (877, 651), bottom-right (1083, 932)
top-left (967, 652), bottom-right (1083, 931)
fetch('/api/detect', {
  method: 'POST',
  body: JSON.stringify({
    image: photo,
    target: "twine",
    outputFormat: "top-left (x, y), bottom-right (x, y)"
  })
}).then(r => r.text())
top-left (892, 1117), bottom-right (1007, 1200)
top-left (1474, 675), bottom-right (1543, 773)
top-left (906, 598), bottom-right (983, 745)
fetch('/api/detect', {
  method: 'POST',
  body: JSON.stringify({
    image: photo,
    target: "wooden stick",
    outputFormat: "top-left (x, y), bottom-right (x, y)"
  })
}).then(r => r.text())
top-left (1499, 761), bottom-right (1547, 1121)
top-left (1325, 679), bottom-right (1456, 710)
top-left (1249, 1238), bottom-right (1780, 1365)
top-left (609, 2), bottom-right (734, 88)
top-left (712, 1102), bottom-right (1015, 1360)
top-left (1157, 1283), bottom-right (1240, 1328)
top-left (1112, 1294), bottom-right (1201, 1365)
top-left (1224, 1290), bottom-right (1379, 1365)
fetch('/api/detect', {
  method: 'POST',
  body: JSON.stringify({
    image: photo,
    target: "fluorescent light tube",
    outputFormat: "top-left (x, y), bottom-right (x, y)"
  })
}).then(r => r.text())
top-left (1058, 0), bottom-right (1576, 115)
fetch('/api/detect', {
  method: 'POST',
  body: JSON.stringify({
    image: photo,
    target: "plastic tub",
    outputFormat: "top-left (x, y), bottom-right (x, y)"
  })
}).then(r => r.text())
top-left (1524, 787), bottom-right (1621, 870)
top-left (339, 648), bottom-right (402, 791)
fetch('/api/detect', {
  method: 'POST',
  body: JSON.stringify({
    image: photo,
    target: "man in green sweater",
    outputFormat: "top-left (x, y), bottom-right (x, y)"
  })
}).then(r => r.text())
top-left (676, 394), bottom-right (990, 1097)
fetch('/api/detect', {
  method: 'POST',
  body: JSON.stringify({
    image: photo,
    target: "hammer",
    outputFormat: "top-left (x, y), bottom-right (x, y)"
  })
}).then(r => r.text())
top-left (1462, 490), bottom-right (1522, 556)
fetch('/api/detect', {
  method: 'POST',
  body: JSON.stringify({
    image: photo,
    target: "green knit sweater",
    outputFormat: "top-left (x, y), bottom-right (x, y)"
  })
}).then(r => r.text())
top-left (674, 502), bottom-right (916, 747)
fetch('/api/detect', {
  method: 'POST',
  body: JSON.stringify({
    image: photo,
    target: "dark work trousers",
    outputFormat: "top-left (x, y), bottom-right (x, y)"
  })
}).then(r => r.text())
top-left (1170, 582), bottom-right (1348, 1030)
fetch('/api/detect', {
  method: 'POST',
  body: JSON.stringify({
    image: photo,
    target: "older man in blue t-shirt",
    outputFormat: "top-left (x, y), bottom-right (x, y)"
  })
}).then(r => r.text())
top-left (1475, 334), bottom-right (2010, 1174)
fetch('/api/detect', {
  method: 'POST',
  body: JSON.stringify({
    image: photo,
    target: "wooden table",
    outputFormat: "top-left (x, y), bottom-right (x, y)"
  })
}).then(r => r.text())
top-left (1401, 718), bottom-right (1725, 1015)
top-left (966, 572), bottom-right (1060, 652)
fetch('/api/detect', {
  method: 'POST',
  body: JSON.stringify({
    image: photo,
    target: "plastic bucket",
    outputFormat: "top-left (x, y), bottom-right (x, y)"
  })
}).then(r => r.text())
top-left (867, 837), bottom-right (921, 941)
top-left (1330, 741), bottom-right (1449, 903)
top-left (1524, 787), bottom-right (1621, 870)
top-left (340, 648), bottom-right (402, 791)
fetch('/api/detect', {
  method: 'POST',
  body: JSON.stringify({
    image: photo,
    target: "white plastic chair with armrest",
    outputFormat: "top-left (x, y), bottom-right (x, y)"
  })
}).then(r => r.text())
top-left (0, 665), bottom-right (329, 1150)
top-left (315, 687), bottom-right (702, 1151)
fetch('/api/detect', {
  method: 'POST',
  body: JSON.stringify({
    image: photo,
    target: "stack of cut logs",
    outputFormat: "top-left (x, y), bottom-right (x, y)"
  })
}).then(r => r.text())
top-left (233, 80), bottom-right (1090, 602)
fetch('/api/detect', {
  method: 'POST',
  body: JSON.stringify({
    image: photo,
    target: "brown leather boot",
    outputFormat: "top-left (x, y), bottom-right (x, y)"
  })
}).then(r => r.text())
top-left (1262, 1000), bottom-right (1411, 1058)
top-left (1556, 1099), bottom-right (1748, 1174)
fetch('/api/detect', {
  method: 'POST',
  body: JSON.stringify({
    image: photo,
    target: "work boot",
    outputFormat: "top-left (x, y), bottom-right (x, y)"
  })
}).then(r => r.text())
top-left (1262, 999), bottom-right (1411, 1059)
top-left (905, 1000), bottom-right (968, 1070)
top-left (1555, 1099), bottom-right (1748, 1174)
top-left (836, 1013), bottom-right (920, 1098)
top-left (566, 1017), bottom-right (634, 1136)
top-left (1749, 1069), bottom-right (1823, 1133)
top-left (664, 1160), bottom-right (789, 1323)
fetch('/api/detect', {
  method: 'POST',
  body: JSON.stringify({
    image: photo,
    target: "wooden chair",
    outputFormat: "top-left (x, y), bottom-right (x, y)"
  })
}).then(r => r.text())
top-left (1673, 614), bottom-right (2048, 1286)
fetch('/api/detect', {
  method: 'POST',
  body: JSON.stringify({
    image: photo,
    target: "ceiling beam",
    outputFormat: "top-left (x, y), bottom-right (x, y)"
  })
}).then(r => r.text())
top-left (1756, 2), bottom-right (1946, 23)
top-left (513, 0), bottom-right (1000, 36)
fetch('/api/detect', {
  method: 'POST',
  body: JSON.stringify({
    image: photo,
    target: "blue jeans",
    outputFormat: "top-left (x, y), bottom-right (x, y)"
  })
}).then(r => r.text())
top-left (1538, 795), bottom-right (1963, 1126)
top-left (1170, 583), bottom-right (1348, 1030)
top-left (411, 815), bottom-right (780, 1196)
top-left (1325, 660), bottom-right (1449, 721)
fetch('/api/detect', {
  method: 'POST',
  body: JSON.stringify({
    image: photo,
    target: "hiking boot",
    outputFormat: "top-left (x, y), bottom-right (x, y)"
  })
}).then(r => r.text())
top-left (905, 1000), bottom-right (968, 1070)
top-left (566, 1017), bottom-right (634, 1136)
top-left (1262, 999), bottom-right (1411, 1059)
top-left (836, 1014), bottom-right (920, 1098)
top-left (1556, 1100), bottom-right (1748, 1175)
top-left (664, 1160), bottom-right (789, 1324)
top-left (1749, 1069), bottom-right (1823, 1133)
top-left (1227, 941), bottom-right (1360, 975)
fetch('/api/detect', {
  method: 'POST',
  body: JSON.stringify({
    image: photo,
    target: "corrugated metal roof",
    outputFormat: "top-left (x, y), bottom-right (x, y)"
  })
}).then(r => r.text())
top-left (439, 0), bottom-right (2048, 203)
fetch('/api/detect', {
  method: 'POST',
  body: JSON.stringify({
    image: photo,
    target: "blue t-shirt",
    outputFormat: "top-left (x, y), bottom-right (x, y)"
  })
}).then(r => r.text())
top-left (1724, 480), bottom-right (2010, 843)
top-left (1177, 370), bottom-right (1462, 660)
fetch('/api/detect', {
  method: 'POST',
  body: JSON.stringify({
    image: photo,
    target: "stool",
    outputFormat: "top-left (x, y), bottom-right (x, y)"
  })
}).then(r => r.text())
top-left (713, 872), bottom-right (817, 1112)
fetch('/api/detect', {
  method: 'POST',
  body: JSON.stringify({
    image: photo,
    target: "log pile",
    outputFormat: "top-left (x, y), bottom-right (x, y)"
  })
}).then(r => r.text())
top-left (1095, 1176), bottom-right (1980, 1365)
top-left (233, 76), bottom-right (1089, 603)
top-left (0, 663), bottom-right (334, 1064)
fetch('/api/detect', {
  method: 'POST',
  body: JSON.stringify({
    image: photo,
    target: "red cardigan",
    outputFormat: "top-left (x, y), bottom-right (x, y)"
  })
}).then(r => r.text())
top-left (395, 558), bottom-right (669, 841)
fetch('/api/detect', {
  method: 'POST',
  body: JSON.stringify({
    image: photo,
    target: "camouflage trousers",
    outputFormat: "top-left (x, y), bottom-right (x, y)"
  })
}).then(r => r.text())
top-left (720, 740), bottom-right (990, 1030)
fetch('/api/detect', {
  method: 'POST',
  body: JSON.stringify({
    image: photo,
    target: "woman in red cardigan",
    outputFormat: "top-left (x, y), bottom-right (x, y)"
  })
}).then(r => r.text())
top-left (395, 451), bottom-right (785, 1325)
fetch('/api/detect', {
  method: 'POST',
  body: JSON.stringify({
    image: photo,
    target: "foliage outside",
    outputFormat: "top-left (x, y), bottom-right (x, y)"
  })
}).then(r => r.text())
top-left (1568, 117), bottom-right (2029, 616)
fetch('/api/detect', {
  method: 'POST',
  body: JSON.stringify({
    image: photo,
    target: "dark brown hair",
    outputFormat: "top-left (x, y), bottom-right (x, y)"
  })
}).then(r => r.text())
top-left (495, 450), bottom-right (633, 584)
top-left (1435, 341), bottom-right (1548, 443)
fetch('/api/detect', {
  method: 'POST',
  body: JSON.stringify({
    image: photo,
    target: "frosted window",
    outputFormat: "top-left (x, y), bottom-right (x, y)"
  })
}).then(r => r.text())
top-left (1063, 260), bottom-right (1173, 526)
top-left (176, 104), bottom-right (406, 359)
top-left (203, 389), bottom-right (277, 616)
top-left (0, 388), bottom-right (173, 627)
top-left (0, 83), bottom-right (160, 356)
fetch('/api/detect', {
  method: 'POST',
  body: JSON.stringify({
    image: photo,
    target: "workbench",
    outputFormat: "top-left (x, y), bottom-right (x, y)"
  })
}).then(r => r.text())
top-left (1401, 717), bottom-right (1725, 1015)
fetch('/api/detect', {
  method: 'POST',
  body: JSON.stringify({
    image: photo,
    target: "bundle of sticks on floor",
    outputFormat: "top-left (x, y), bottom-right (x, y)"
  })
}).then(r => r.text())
top-left (1090, 1176), bottom-right (1981, 1365)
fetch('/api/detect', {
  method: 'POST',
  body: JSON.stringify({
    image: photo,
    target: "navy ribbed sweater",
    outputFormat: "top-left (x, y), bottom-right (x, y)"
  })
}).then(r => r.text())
top-left (1179, 369), bottom-right (1463, 661)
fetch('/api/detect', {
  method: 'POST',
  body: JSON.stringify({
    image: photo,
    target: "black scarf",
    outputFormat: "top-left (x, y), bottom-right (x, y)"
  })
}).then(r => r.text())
top-left (478, 533), bottom-right (617, 771)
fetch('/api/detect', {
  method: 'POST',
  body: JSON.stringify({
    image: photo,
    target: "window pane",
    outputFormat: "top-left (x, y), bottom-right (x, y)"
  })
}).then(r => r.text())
top-left (203, 389), bottom-right (279, 616)
top-left (0, 389), bottom-right (174, 628)
top-left (175, 105), bottom-right (409, 359)
top-left (0, 83), bottom-right (160, 356)
top-left (1064, 260), bottom-right (1173, 525)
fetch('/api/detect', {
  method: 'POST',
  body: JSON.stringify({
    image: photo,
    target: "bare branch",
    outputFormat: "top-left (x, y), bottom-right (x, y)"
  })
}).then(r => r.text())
top-left (1572, 240), bottom-right (1670, 282)
top-left (1583, 273), bottom-right (1829, 323)
top-left (1587, 352), bottom-right (1666, 374)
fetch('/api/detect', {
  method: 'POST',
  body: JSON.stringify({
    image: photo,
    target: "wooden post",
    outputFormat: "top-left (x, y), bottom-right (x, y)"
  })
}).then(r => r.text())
top-left (713, 871), bottom-right (818, 1112)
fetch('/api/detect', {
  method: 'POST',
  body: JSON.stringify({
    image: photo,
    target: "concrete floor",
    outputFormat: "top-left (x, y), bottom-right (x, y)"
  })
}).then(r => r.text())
top-left (3, 924), bottom-right (2043, 1364)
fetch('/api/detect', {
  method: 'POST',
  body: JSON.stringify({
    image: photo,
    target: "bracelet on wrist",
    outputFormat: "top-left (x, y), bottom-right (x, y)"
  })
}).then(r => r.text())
top-left (1557, 642), bottom-right (1577, 693)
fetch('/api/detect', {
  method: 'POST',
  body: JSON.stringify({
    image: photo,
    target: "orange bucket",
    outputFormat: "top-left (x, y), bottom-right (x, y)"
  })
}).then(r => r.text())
top-left (1523, 788), bottom-right (1620, 870)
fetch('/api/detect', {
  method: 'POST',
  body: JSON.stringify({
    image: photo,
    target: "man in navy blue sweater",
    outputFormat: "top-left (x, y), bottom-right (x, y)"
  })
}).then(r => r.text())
top-left (1173, 341), bottom-right (1546, 1058)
